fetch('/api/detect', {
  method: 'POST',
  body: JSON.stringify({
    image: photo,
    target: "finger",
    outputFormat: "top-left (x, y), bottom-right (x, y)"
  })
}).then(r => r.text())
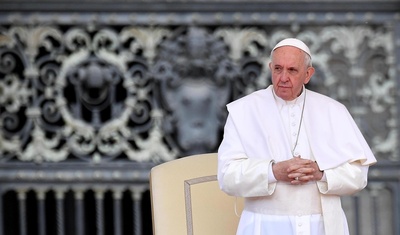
top-left (298, 167), bottom-right (316, 174)
top-left (290, 174), bottom-right (314, 184)
top-left (288, 172), bottom-right (304, 179)
top-left (286, 165), bottom-right (303, 172)
top-left (290, 177), bottom-right (305, 184)
top-left (291, 159), bottom-right (315, 168)
top-left (287, 165), bottom-right (316, 173)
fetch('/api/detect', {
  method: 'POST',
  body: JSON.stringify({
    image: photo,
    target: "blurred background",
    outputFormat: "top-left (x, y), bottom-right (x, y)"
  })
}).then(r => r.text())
top-left (0, 0), bottom-right (399, 234)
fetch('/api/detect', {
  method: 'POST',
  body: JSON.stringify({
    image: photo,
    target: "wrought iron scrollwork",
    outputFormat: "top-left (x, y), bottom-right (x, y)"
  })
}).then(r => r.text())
top-left (0, 24), bottom-right (397, 163)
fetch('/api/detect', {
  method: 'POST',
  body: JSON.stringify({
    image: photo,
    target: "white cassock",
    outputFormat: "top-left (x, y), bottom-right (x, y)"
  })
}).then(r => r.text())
top-left (217, 85), bottom-right (377, 235)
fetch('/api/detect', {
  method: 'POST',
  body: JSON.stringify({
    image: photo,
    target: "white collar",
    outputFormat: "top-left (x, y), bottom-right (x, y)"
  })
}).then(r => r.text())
top-left (272, 85), bottom-right (306, 110)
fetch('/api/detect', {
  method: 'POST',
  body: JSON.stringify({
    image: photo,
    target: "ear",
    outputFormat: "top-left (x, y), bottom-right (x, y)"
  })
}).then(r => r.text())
top-left (304, 67), bottom-right (315, 84)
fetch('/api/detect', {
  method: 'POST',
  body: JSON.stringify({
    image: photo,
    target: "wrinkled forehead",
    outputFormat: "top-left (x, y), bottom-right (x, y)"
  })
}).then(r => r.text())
top-left (271, 46), bottom-right (307, 65)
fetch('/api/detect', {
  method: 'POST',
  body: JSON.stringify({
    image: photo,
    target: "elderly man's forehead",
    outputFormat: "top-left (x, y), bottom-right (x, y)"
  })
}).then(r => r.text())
top-left (271, 46), bottom-right (307, 62)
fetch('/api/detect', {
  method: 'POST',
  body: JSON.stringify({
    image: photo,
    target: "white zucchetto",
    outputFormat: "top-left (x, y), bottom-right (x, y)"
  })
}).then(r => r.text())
top-left (272, 38), bottom-right (312, 58)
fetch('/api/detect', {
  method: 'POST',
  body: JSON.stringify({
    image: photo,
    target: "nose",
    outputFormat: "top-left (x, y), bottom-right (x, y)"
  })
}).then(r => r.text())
top-left (280, 70), bottom-right (290, 82)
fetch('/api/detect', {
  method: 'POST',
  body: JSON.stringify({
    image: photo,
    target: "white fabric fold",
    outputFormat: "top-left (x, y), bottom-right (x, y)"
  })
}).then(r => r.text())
top-left (224, 85), bottom-right (376, 170)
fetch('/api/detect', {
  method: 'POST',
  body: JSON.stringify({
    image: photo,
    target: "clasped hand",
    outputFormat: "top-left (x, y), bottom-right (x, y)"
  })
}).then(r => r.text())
top-left (272, 156), bottom-right (323, 185)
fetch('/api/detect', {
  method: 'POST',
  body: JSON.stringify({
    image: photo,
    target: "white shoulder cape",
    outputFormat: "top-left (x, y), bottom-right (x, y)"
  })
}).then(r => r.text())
top-left (226, 85), bottom-right (376, 170)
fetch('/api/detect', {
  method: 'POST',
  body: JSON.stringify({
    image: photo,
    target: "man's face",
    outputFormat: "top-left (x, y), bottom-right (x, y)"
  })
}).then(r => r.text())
top-left (269, 46), bottom-right (314, 101)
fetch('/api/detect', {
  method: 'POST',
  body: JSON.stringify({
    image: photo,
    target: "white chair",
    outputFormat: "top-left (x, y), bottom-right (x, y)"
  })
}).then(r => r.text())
top-left (150, 153), bottom-right (244, 235)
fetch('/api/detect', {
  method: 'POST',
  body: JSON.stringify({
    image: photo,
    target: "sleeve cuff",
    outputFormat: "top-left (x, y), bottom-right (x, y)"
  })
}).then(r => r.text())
top-left (319, 171), bottom-right (327, 182)
top-left (268, 160), bottom-right (277, 183)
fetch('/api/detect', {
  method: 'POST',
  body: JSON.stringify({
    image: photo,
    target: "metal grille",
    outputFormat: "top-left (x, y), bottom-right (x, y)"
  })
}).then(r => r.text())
top-left (1, 187), bottom-right (150, 235)
top-left (0, 1), bottom-right (399, 235)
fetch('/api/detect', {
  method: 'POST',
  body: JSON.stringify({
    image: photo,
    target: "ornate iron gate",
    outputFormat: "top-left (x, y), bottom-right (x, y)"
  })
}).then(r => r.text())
top-left (0, 1), bottom-right (399, 234)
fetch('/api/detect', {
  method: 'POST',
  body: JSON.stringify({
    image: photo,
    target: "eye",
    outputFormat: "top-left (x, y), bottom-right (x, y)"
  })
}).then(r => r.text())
top-left (274, 66), bottom-right (282, 72)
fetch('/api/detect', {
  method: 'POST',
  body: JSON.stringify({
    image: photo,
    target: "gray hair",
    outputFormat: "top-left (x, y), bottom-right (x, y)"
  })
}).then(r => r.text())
top-left (271, 49), bottom-right (312, 68)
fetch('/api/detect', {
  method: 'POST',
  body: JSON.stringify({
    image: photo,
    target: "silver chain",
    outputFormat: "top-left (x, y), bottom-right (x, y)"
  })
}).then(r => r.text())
top-left (291, 90), bottom-right (306, 157)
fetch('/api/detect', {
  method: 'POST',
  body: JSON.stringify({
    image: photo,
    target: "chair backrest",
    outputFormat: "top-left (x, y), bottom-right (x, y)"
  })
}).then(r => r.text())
top-left (150, 153), bottom-right (244, 235)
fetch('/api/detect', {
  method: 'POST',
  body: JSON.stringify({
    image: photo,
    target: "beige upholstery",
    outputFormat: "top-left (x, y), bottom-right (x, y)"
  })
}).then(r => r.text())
top-left (150, 153), bottom-right (244, 235)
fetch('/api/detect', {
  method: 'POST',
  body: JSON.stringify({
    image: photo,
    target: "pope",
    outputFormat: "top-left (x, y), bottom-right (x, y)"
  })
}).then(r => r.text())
top-left (217, 38), bottom-right (377, 235)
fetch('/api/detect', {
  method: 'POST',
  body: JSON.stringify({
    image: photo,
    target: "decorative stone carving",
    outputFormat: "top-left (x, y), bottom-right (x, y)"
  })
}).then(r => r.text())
top-left (152, 27), bottom-right (237, 156)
